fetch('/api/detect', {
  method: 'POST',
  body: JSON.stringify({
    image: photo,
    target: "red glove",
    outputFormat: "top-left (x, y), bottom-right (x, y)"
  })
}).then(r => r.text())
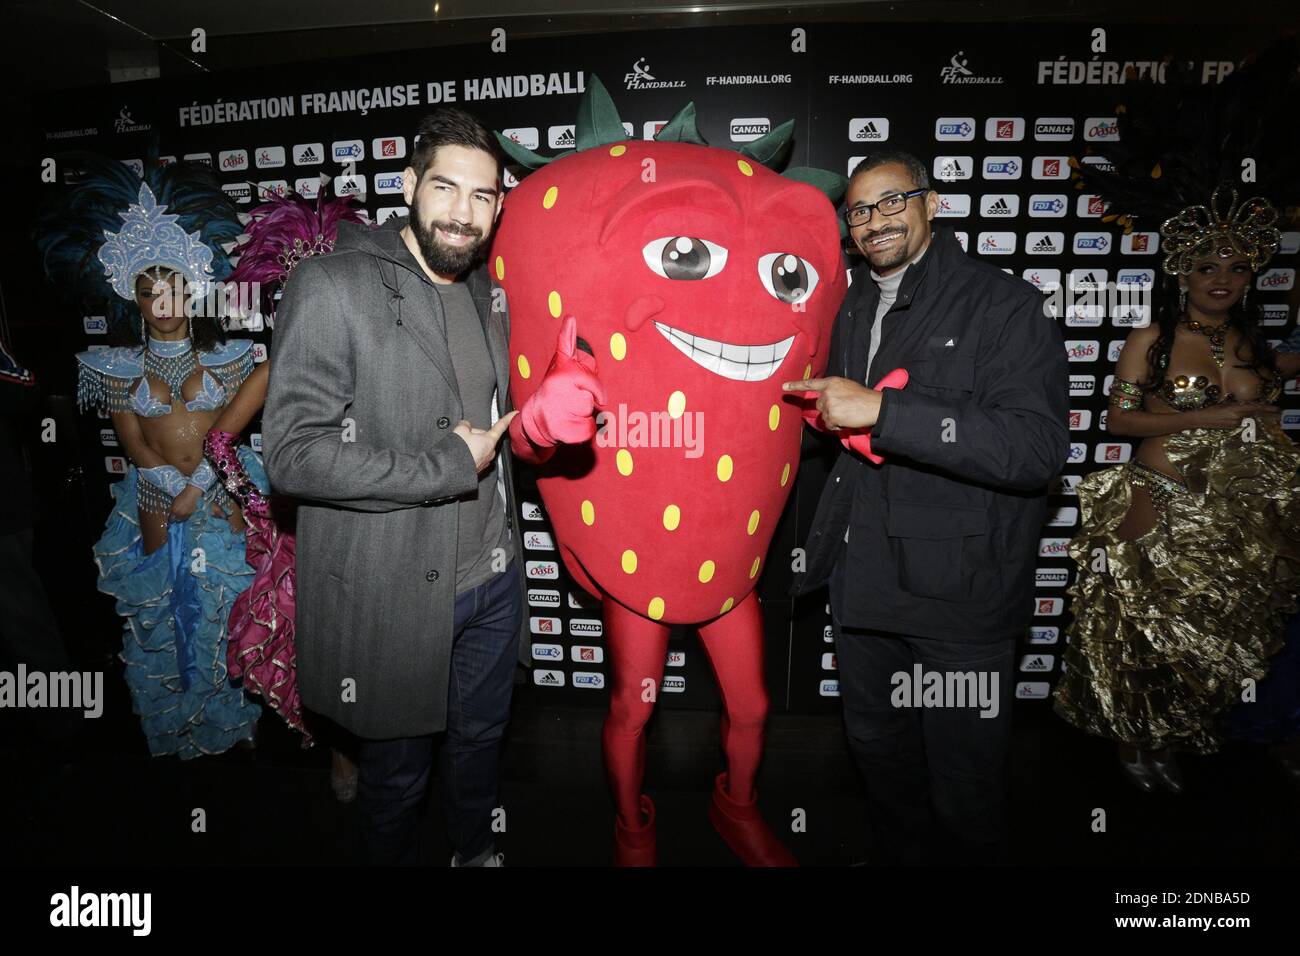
top-left (510, 315), bottom-right (608, 456)
top-left (797, 367), bottom-right (909, 465)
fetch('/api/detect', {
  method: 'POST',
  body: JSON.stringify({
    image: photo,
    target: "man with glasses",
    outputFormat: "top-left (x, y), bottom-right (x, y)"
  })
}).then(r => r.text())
top-left (785, 151), bottom-right (1068, 864)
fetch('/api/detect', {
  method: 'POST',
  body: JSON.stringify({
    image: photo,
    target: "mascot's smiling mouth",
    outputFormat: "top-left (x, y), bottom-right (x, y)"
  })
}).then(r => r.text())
top-left (653, 321), bottom-right (796, 382)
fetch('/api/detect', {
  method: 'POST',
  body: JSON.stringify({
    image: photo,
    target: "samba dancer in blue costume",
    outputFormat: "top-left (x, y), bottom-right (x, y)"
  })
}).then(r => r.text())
top-left (37, 154), bottom-right (262, 757)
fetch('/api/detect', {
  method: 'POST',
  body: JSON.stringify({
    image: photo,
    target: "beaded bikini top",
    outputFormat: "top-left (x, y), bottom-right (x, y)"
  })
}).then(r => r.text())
top-left (1154, 369), bottom-right (1283, 410)
top-left (75, 338), bottom-right (253, 416)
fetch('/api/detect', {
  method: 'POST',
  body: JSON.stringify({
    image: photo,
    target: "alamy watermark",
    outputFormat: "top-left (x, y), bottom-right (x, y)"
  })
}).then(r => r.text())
top-left (0, 665), bottom-right (103, 718)
top-left (891, 664), bottom-right (1000, 718)
top-left (595, 403), bottom-right (705, 459)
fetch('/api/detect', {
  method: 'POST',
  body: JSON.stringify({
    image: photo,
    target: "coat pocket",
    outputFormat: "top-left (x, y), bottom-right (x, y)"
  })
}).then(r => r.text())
top-left (885, 500), bottom-right (990, 602)
top-left (904, 357), bottom-right (975, 394)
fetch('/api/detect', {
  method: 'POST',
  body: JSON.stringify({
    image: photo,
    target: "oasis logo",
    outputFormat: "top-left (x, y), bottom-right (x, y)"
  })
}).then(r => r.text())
top-left (985, 117), bottom-right (1025, 141)
top-left (1032, 156), bottom-right (1070, 179)
top-left (1028, 195), bottom-right (1067, 217)
top-left (374, 174), bottom-right (405, 195)
top-left (934, 156), bottom-right (972, 181)
top-left (1036, 568), bottom-right (1069, 587)
top-left (1257, 268), bottom-right (1295, 291)
top-left (1121, 232), bottom-right (1158, 254)
top-left (1069, 374), bottom-right (1096, 396)
top-left (527, 589), bottom-right (560, 608)
top-left (1033, 118), bottom-right (1075, 141)
top-left (293, 143), bottom-right (324, 166)
top-left (259, 181), bottom-right (289, 200)
top-left (255, 146), bottom-right (286, 169)
top-left (1084, 117), bottom-right (1120, 141)
top-left (531, 643), bottom-right (563, 660)
top-left (1016, 682), bottom-right (1051, 699)
top-left (524, 530), bottom-right (555, 551)
top-left (572, 645), bottom-right (604, 663)
top-left (850, 117), bottom-right (890, 141)
top-left (666, 650), bottom-right (686, 667)
top-left (982, 156), bottom-right (1021, 178)
top-left (521, 500), bottom-right (544, 521)
top-left (1029, 626), bottom-right (1060, 644)
top-left (1026, 232), bottom-right (1063, 255)
top-left (332, 140), bottom-right (364, 161)
top-left (529, 617), bottom-right (560, 635)
top-left (819, 679), bottom-right (841, 697)
top-left (1020, 654), bottom-right (1056, 673)
top-left (936, 194), bottom-right (971, 217)
top-left (935, 117), bottom-right (975, 141)
top-left (1095, 443), bottom-right (1132, 463)
top-left (1038, 538), bottom-right (1071, 557)
top-left (573, 672), bottom-right (605, 689)
top-left (730, 117), bottom-right (772, 142)
top-left (372, 137), bottom-right (406, 160)
top-left (502, 126), bottom-right (540, 150)
top-left (533, 669), bottom-right (565, 687)
top-left (525, 561), bottom-right (559, 579)
top-left (977, 232), bottom-right (1016, 255)
top-left (1060, 340), bottom-right (1092, 361)
top-left (980, 194), bottom-right (1019, 217)
top-left (219, 149), bottom-right (249, 171)
top-left (1034, 598), bottom-right (1064, 616)
top-left (570, 618), bottom-right (603, 636)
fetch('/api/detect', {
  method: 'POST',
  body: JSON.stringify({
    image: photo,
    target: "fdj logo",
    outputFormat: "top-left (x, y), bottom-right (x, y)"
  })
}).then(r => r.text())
top-left (1031, 198), bottom-right (1064, 214)
top-left (1076, 235), bottom-right (1109, 251)
top-left (985, 159), bottom-right (1019, 176)
top-left (938, 120), bottom-right (972, 137)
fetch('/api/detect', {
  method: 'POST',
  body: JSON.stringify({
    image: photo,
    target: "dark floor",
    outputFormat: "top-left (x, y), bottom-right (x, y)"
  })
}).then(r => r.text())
top-left (4, 656), bottom-right (1299, 867)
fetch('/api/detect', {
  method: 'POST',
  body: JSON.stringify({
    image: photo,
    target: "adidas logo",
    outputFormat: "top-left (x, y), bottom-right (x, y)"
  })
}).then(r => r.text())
top-left (986, 197), bottom-right (1011, 214)
top-left (296, 146), bottom-right (320, 164)
top-left (537, 671), bottom-right (561, 686)
top-left (1032, 236), bottom-right (1057, 252)
top-left (855, 121), bottom-right (884, 140)
top-left (554, 129), bottom-right (575, 146)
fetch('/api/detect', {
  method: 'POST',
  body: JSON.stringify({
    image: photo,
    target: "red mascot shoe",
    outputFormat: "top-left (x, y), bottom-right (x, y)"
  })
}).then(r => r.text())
top-left (613, 795), bottom-right (656, 867)
top-left (708, 772), bottom-right (798, 866)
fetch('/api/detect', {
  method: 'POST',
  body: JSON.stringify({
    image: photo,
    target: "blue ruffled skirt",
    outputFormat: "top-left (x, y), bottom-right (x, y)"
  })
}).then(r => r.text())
top-left (94, 455), bottom-right (264, 759)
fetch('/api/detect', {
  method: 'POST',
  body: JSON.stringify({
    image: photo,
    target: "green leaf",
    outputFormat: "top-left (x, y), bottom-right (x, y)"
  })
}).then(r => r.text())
top-left (783, 166), bottom-right (850, 205)
top-left (653, 102), bottom-right (708, 145)
top-left (738, 119), bottom-right (795, 168)
top-left (574, 74), bottom-right (629, 151)
top-left (494, 131), bottom-right (551, 170)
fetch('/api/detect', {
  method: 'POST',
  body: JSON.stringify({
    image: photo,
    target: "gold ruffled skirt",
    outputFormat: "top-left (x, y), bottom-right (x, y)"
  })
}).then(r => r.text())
top-left (1052, 420), bottom-right (1300, 753)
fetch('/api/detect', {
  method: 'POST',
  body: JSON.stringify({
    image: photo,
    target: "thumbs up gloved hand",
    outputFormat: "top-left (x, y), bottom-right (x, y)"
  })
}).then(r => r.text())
top-left (510, 315), bottom-right (608, 459)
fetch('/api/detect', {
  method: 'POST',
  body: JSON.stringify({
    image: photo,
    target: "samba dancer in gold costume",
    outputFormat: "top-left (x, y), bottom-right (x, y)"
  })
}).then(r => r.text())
top-left (1053, 183), bottom-right (1300, 792)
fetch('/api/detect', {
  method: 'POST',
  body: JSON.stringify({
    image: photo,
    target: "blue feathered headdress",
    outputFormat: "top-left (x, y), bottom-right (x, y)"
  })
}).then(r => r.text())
top-left (36, 152), bottom-right (243, 341)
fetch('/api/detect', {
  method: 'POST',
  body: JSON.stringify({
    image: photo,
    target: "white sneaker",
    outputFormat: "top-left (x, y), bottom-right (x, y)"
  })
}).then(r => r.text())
top-left (451, 850), bottom-right (505, 867)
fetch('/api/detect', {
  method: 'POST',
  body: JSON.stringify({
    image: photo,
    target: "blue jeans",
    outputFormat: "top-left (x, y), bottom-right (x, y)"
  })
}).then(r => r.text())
top-left (359, 561), bottom-right (522, 865)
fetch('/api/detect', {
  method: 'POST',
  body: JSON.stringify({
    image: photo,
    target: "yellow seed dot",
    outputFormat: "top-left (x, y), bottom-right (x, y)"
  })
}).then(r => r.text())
top-left (698, 560), bottom-right (716, 583)
top-left (747, 510), bottom-right (761, 535)
top-left (517, 354), bottom-right (531, 379)
top-left (737, 159), bottom-right (754, 177)
top-left (581, 500), bottom-right (595, 525)
top-left (716, 454), bottom-right (733, 482)
top-left (668, 390), bottom-right (686, 419)
top-left (610, 144), bottom-right (628, 157)
top-left (621, 549), bottom-right (638, 574)
top-left (542, 186), bottom-right (558, 209)
top-left (720, 597), bottom-right (735, 614)
top-left (780, 462), bottom-right (791, 487)
top-left (749, 556), bottom-right (761, 579)
top-left (494, 255), bottom-right (505, 281)
top-left (803, 363), bottom-right (812, 379)
top-left (768, 404), bottom-right (780, 431)
top-left (547, 290), bottom-right (562, 318)
top-left (648, 596), bottom-right (665, 620)
top-left (610, 332), bottom-right (627, 361)
top-left (662, 504), bottom-right (680, 531)
top-left (616, 449), bottom-right (634, 476)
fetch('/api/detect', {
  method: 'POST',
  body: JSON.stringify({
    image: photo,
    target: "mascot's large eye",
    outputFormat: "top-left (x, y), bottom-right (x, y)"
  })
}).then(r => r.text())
top-left (642, 237), bottom-right (728, 280)
top-left (757, 253), bottom-right (819, 304)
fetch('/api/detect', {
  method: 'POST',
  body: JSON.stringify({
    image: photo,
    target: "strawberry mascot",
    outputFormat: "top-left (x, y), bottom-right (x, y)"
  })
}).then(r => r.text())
top-left (493, 76), bottom-right (874, 865)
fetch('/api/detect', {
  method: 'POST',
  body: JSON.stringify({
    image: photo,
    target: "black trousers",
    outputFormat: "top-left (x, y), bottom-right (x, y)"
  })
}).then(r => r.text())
top-left (833, 614), bottom-right (1016, 865)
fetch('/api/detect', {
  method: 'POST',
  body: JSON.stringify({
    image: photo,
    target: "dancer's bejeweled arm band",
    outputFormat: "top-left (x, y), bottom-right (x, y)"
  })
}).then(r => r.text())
top-left (1108, 377), bottom-right (1145, 411)
top-left (203, 427), bottom-right (268, 518)
top-left (137, 464), bottom-right (187, 513)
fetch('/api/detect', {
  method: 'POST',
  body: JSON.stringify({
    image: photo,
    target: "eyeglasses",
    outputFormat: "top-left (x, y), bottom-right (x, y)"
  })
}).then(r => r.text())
top-left (843, 188), bottom-right (930, 228)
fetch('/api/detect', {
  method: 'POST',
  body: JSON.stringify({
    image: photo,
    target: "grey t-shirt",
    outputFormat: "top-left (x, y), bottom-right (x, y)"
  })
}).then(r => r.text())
top-left (427, 277), bottom-right (511, 594)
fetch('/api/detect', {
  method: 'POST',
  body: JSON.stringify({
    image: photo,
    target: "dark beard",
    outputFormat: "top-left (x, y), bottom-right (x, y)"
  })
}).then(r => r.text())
top-left (860, 225), bottom-right (911, 271)
top-left (408, 197), bottom-right (486, 277)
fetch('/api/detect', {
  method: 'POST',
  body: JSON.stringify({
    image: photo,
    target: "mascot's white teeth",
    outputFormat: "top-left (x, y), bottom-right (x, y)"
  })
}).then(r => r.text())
top-left (653, 322), bottom-right (795, 382)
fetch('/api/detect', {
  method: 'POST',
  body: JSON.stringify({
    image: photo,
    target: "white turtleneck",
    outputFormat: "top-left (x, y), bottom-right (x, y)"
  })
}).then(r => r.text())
top-left (864, 243), bottom-right (927, 383)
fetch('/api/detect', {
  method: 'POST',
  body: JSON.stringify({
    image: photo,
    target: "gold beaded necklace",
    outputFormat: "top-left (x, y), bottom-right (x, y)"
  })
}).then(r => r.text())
top-left (1178, 315), bottom-right (1229, 368)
